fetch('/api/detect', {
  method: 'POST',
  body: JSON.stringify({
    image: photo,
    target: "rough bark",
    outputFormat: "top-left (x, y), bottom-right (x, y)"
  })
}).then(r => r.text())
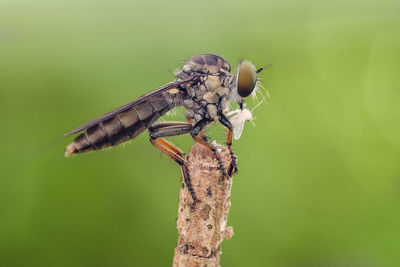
top-left (173, 143), bottom-right (235, 267)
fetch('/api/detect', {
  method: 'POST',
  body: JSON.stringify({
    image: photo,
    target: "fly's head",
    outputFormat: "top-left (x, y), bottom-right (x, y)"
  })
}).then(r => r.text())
top-left (227, 60), bottom-right (264, 109)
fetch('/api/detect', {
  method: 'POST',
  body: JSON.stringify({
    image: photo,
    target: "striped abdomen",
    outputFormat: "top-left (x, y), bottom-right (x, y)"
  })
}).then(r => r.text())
top-left (65, 94), bottom-right (172, 156)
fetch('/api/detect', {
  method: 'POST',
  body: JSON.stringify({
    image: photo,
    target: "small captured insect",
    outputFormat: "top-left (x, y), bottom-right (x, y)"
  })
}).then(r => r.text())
top-left (228, 87), bottom-right (269, 140)
top-left (65, 54), bottom-right (264, 201)
top-left (228, 108), bottom-right (254, 140)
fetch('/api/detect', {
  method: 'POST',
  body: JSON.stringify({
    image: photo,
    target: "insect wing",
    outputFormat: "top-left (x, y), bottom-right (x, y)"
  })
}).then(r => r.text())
top-left (66, 74), bottom-right (202, 136)
top-left (233, 120), bottom-right (245, 140)
top-left (229, 108), bottom-right (253, 140)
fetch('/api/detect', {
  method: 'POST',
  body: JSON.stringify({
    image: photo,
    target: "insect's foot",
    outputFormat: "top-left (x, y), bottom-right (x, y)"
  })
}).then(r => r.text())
top-left (227, 148), bottom-right (238, 176)
top-left (192, 198), bottom-right (201, 206)
top-left (221, 167), bottom-right (228, 177)
top-left (216, 156), bottom-right (228, 177)
top-left (211, 146), bottom-right (228, 178)
top-left (228, 162), bottom-right (238, 176)
top-left (182, 164), bottom-right (197, 201)
top-left (191, 193), bottom-right (198, 202)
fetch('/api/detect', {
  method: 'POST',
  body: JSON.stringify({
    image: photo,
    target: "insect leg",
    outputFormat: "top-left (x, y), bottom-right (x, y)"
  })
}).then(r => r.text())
top-left (149, 121), bottom-right (192, 139)
top-left (187, 118), bottom-right (206, 140)
top-left (148, 121), bottom-right (198, 201)
top-left (217, 100), bottom-right (238, 175)
top-left (190, 118), bottom-right (229, 177)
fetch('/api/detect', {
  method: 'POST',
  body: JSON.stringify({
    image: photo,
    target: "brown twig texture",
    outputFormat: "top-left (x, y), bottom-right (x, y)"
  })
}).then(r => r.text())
top-left (173, 143), bottom-right (235, 267)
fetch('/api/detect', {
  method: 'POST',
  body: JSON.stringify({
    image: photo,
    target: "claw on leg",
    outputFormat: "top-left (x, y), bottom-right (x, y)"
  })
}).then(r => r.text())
top-left (192, 135), bottom-right (229, 177)
top-left (226, 129), bottom-right (238, 175)
top-left (180, 164), bottom-right (196, 201)
top-left (217, 100), bottom-right (238, 176)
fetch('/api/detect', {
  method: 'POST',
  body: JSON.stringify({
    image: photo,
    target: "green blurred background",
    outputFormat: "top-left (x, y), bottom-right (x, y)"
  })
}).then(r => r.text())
top-left (1, 0), bottom-right (399, 266)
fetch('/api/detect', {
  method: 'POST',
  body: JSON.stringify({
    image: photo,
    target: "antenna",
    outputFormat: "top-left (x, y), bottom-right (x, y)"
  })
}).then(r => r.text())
top-left (256, 63), bottom-right (273, 73)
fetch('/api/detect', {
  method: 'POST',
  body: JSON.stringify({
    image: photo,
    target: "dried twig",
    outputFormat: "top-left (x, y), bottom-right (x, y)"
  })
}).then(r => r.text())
top-left (173, 143), bottom-right (235, 267)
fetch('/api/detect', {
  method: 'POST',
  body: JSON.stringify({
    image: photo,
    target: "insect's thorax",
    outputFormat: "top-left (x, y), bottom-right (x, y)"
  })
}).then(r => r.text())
top-left (173, 54), bottom-right (235, 124)
top-left (181, 73), bottom-right (230, 123)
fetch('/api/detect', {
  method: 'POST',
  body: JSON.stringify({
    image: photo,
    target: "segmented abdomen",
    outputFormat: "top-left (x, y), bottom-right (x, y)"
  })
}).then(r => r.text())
top-left (65, 94), bottom-right (172, 156)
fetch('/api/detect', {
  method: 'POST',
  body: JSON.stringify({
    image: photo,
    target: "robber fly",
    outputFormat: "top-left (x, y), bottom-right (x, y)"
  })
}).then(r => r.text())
top-left (65, 54), bottom-right (263, 201)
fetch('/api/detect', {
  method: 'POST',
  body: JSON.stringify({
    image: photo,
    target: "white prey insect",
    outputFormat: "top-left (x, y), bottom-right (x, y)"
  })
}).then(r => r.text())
top-left (227, 84), bottom-right (269, 140)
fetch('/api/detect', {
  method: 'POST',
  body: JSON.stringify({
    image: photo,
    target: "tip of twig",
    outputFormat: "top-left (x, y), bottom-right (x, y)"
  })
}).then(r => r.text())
top-left (174, 142), bottom-right (235, 266)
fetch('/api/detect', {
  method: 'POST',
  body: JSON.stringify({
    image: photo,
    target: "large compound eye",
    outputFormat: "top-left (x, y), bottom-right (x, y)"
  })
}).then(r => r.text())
top-left (237, 61), bottom-right (257, 97)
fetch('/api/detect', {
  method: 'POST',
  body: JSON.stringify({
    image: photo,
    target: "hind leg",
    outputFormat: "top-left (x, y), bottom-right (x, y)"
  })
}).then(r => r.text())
top-left (148, 121), bottom-right (198, 201)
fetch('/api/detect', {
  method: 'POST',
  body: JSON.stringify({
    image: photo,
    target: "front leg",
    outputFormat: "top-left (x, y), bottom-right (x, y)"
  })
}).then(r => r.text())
top-left (217, 99), bottom-right (238, 176)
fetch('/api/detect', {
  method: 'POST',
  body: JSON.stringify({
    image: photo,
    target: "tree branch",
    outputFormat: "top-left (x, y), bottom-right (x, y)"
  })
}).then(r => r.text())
top-left (173, 143), bottom-right (235, 267)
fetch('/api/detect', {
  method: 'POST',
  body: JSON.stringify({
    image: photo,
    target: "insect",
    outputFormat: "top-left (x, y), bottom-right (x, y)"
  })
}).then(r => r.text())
top-left (65, 54), bottom-right (263, 201)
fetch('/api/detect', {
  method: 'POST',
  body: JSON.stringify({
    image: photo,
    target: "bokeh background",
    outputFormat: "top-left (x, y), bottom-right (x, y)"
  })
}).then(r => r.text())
top-left (1, 0), bottom-right (399, 266)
